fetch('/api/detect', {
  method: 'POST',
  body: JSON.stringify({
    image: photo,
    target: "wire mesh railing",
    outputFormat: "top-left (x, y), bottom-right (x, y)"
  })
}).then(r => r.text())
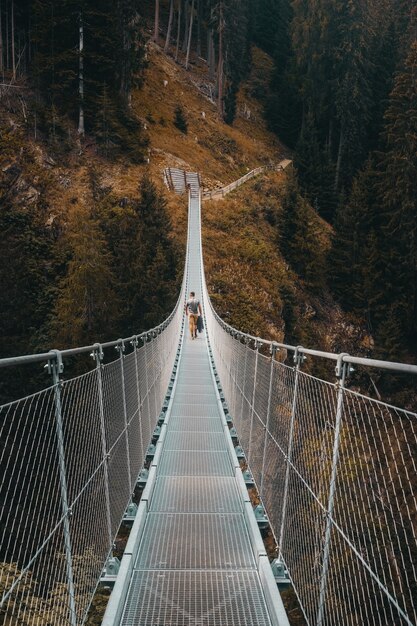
top-left (203, 290), bottom-right (417, 626)
top-left (2, 177), bottom-right (417, 626)
top-left (0, 294), bottom-right (185, 626)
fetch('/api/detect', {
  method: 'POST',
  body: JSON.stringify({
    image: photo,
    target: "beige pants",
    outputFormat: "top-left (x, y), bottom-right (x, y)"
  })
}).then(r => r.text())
top-left (188, 313), bottom-right (198, 338)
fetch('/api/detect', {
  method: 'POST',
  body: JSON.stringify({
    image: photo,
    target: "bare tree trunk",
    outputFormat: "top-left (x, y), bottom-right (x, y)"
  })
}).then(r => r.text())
top-left (28, 13), bottom-right (31, 63)
top-left (165, 0), bottom-right (174, 52)
top-left (5, 1), bottom-right (8, 71)
top-left (334, 123), bottom-right (344, 192)
top-left (196, 0), bottom-right (201, 57)
top-left (0, 0), bottom-right (4, 78)
top-left (207, 28), bottom-right (211, 64)
top-left (11, 0), bottom-right (15, 80)
top-left (185, 0), bottom-right (194, 70)
top-left (175, 0), bottom-right (181, 61)
top-left (182, 0), bottom-right (189, 52)
top-left (78, 14), bottom-right (85, 136)
top-left (154, 0), bottom-right (159, 43)
top-left (217, 3), bottom-right (224, 117)
top-left (208, 28), bottom-right (215, 79)
top-left (327, 120), bottom-right (333, 156)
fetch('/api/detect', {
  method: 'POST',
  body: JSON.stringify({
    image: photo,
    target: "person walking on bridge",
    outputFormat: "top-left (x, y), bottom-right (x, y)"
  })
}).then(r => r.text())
top-left (186, 291), bottom-right (202, 339)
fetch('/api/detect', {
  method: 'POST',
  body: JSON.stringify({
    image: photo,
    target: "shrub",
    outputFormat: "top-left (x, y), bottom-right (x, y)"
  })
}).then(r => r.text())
top-left (173, 105), bottom-right (188, 134)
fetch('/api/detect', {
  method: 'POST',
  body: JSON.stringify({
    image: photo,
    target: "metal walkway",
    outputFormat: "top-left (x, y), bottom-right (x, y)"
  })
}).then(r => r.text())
top-left (102, 185), bottom-right (289, 625)
top-left (2, 170), bottom-right (416, 626)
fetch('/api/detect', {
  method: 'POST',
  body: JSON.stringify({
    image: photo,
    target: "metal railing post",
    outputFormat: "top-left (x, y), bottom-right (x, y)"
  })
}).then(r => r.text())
top-left (260, 343), bottom-right (279, 498)
top-left (116, 340), bottom-right (132, 495)
top-left (278, 347), bottom-right (304, 554)
top-left (230, 331), bottom-right (239, 415)
top-left (139, 334), bottom-right (152, 439)
top-left (91, 344), bottom-right (113, 549)
top-left (316, 355), bottom-right (348, 626)
top-left (151, 330), bottom-right (159, 419)
top-left (248, 339), bottom-right (262, 463)
top-left (131, 336), bottom-right (144, 462)
top-left (238, 336), bottom-right (250, 434)
top-left (48, 351), bottom-right (77, 626)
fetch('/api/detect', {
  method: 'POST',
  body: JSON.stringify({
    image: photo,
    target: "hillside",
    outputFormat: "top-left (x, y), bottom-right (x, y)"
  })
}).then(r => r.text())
top-left (137, 43), bottom-right (286, 186)
top-left (0, 35), bottom-right (372, 378)
top-left (133, 43), bottom-right (371, 365)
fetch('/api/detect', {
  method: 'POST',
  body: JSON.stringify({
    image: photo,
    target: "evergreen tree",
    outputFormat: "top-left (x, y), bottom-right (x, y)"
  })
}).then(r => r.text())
top-left (294, 111), bottom-right (336, 220)
top-left (51, 205), bottom-right (119, 348)
top-left (129, 175), bottom-right (180, 329)
top-left (174, 104), bottom-right (188, 133)
top-left (264, 0), bottom-right (300, 146)
top-left (375, 32), bottom-right (417, 354)
top-left (329, 163), bottom-right (379, 312)
top-left (252, 0), bottom-right (280, 55)
top-left (329, 10), bottom-right (417, 359)
top-left (31, 0), bottom-right (147, 148)
top-left (280, 174), bottom-right (325, 289)
top-left (222, 0), bottom-right (250, 124)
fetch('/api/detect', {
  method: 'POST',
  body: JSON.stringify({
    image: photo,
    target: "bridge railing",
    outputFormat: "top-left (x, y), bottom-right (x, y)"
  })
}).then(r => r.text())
top-left (0, 286), bottom-right (186, 626)
top-left (201, 161), bottom-right (291, 200)
top-left (202, 286), bottom-right (417, 626)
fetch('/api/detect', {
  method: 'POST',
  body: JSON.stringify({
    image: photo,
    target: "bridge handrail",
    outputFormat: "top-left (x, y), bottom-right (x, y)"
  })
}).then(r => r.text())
top-left (208, 301), bottom-right (417, 376)
top-left (0, 190), bottom-right (194, 626)
top-left (202, 161), bottom-right (290, 199)
top-left (0, 276), bottom-right (186, 370)
top-left (201, 202), bottom-right (417, 626)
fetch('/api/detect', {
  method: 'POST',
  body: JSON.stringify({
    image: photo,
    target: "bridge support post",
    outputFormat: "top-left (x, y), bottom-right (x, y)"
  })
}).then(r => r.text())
top-left (141, 334), bottom-right (152, 443)
top-left (229, 331), bottom-right (240, 415)
top-left (151, 330), bottom-right (161, 420)
top-left (260, 343), bottom-right (279, 498)
top-left (131, 336), bottom-right (145, 464)
top-left (116, 340), bottom-right (132, 495)
top-left (48, 351), bottom-right (77, 626)
top-left (278, 347), bottom-right (304, 555)
top-left (248, 339), bottom-right (262, 463)
top-left (316, 356), bottom-right (349, 626)
top-left (238, 336), bottom-right (250, 437)
top-left (92, 344), bottom-right (113, 550)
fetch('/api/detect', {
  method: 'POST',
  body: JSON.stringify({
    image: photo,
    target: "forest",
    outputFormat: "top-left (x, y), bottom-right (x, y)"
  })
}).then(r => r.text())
top-left (0, 0), bottom-right (416, 373)
top-left (1, 3), bottom-right (416, 626)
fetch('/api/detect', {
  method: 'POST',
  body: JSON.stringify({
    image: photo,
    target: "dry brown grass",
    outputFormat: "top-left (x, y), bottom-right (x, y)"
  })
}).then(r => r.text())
top-left (202, 172), bottom-right (290, 341)
top-left (39, 38), bottom-right (288, 248)
top-left (132, 42), bottom-right (286, 188)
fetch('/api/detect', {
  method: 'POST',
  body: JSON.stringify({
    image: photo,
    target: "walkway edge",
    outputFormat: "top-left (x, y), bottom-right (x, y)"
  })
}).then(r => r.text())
top-left (101, 309), bottom-right (187, 626)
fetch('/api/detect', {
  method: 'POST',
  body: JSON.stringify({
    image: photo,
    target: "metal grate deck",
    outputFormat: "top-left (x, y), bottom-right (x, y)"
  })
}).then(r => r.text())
top-left (150, 477), bottom-right (243, 513)
top-left (135, 513), bottom-right (255, 570)
top-left (167, 416), bottom-right (224, 432)
top-left (175, 382), bottom-right (215, 393)
top-left (157, 450), bottom-right (234, 476)
top-left (169, 403), bottom-right (221, 418)
top-left (173, 393), bottom-right (219, 407)
top-left (111, 193), bottom-right (288, 626)
top-left (121, 570), bottom-right (273, 626)
top-left (163, 431), bottom-right (228, 451)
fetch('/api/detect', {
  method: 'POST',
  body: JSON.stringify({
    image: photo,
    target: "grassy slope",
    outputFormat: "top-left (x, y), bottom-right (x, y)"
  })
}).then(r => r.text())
top-left (138, 43), bottom-right (287, 186)
top-left (136, 43), bottom-right (370, 363)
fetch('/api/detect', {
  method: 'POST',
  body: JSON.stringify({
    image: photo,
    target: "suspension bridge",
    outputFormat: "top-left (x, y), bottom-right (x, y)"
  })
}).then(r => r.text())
top-left (1, 171), bottom-right (416, 626)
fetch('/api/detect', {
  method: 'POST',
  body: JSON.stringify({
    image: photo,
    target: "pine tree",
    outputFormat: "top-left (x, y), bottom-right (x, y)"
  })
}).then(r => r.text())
top-left (51, 205), bottom-right (119, 347)
top-left (128, 176), bottom-right (179, 329)
top-left (173, 104), bottom-right (188, 132)
top-left (329, 163), bottom-right (378, 311)
top-left (376, 32), bottom-right (417, 353)
top-left (294, 111), bottom-right (336, 220)
top-left (280, 173), bottom-right (325, 289)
